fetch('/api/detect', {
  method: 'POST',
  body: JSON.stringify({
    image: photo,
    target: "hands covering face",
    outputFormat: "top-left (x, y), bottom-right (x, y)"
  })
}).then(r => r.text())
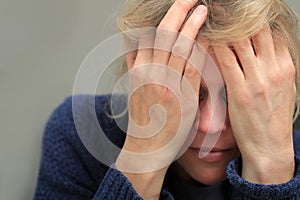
top-left (117, 0), bottom-right (209, 173)
top-left (213, 28), bottom-right (296, 184)
top-left (118, 0), bottom-right (296, 185)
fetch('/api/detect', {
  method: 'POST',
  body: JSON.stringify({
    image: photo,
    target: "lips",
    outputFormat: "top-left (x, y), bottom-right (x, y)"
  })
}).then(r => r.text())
top-left (189, 147), bottom-right (235, 163)
top-left (190, 147), bottom-right (232, 152)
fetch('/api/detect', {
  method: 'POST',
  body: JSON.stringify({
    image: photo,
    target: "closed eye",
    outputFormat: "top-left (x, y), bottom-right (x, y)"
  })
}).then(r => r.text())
top-left (220, 87), bottom-right (227, 104)
top-left (199, 86), bottom-right (207, 102)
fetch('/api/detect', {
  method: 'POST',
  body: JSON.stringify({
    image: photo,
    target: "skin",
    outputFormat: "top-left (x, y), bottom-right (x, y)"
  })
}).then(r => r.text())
top-left (116, 0), bottom-right (296, 199)
top-left (176, 77), bottom-right (240, 186)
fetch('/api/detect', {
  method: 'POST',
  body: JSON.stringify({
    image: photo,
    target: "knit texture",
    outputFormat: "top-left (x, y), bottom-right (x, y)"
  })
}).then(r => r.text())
top-left (94, 168), bottom-right (143, 200)
top-left (227, 157), bottom-right (300, 200)
top-left (34, 95), bottom-right (300, 199)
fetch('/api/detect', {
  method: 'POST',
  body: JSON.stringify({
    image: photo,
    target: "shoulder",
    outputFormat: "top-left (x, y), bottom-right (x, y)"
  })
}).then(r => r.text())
top-left (42, 94), bottom-right (127, 170)
top-left (35, 95), bottom-right (128, 197)
top-left (45, 94), bottom-right (127, 143)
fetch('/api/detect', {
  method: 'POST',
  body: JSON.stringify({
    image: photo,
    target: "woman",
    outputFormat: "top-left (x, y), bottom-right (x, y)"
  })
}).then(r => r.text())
top-left (34, 0), bottom-right (300, 199)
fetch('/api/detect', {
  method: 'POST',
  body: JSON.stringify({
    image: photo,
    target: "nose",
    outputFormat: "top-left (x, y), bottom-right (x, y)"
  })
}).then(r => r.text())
top-left (198, 97), bottom-right (228, 134)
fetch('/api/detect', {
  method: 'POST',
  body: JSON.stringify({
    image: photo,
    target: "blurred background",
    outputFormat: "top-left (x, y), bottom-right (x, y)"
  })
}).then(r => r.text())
top-left (0, 0), bottom-right (299, 199)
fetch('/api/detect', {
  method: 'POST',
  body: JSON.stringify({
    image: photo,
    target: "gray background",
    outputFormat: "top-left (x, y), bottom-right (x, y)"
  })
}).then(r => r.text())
top-left (0, 0), bottom-right (299, 199)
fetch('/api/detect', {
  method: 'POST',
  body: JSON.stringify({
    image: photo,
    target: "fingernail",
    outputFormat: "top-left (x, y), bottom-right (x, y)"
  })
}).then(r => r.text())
top-left (197, 5), bottom-right (207, 15)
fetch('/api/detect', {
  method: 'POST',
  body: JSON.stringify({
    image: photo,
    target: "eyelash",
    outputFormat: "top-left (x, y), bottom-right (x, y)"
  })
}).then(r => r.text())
top-left (199, 88), bottom-right (228, 104)
top-left (199, 87), bottom-right (207, 101)
top-left (220, 89), bottom-right (228, 104)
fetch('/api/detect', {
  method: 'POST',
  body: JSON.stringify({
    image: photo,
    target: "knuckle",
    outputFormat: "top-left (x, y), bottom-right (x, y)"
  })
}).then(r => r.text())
top-left (289, 66), bottom-right (296, 78)
top-left (235, 40), bottom-right (251, 52)
top-left (134, 55), bottom-right (148, 66)
top-left (172, 44), bottom-right (188, 59)
top-left (155, 29), bottom-right (177, 50)
top-left (184, 63), bottom-right (197, 77)
top-left (277, 57), bottom-right (296, 81)
top-left (284, 60), bottom-right (296, 77)
top-left (254, 80), bottom-right (267, 96)
top-left (129, 67), bottom-right (143, 80)
top-left (269, 69), bottom-right (283, 85)
top-left (271, 74), bottom-right (283, 86)
top-left (156, 28), bottom-right (170, 38)
top-left (220, 55), bottom-right (236, 67)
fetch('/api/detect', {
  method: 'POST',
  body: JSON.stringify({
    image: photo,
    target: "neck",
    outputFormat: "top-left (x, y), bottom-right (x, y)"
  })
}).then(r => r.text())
top-left (168, 162), bottom-right (208, 188)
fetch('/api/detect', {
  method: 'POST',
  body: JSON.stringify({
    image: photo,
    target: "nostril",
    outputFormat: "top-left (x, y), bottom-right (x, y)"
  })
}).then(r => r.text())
top-left (198, 113), bottom-right (228, 134)
top-left (197, 118), bottom-right (211, 134)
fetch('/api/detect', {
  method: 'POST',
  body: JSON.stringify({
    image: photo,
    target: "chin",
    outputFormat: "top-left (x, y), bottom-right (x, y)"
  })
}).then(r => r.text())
top-left (188, 164), bottom-right (227, 185)
top-left (177, 149), bottom-right (238, 186)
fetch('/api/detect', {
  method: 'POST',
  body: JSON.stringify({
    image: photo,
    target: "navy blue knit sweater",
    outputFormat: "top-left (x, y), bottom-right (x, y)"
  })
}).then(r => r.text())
top-left (34, 95), bottom-right (300, 199)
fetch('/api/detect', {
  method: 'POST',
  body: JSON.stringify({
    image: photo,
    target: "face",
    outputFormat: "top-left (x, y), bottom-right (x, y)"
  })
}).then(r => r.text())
top-left (176, 47), bottom-right (240, 186)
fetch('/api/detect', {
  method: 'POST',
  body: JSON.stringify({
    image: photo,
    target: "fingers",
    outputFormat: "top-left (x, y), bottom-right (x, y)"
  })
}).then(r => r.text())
top-left (274, 37), bottom-right (296, 82)
top-left (132, 0), bottom-right (208, 99)
top-left (166, 4), bottom-right (207, 99)
top-left (134, 34), bottom-right (155, 68)
top-left (213, 26), bottom-right (296, 117)
top-left (232, 39), bottom-right (259, 80)
top-left (252, 26), bottom-right (276, 62)
top-left (159, 0), bottom-right (198, 31)
top-left (168, 5), bottom-right (208, 76)
top-left (273, 35), bottom-right (296, 109)
top-left (182, 41), bottom-right (208, 97)
top-left (153, 0), bottom-right (199, 66)
top-left (130, 31), bottom-right (155, 87)
top-left (152, 1), bottom-right (207, 92)
top-left (252, 27), bottom-right (295, 90)
top-left (213, 45), bottom-right (244, 89)
top-left (216, 27), bottom-right (281, 84)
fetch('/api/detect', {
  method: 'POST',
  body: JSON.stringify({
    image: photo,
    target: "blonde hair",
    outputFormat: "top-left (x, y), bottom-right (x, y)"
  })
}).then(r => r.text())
top-left (117, 0), bottom-right (300, 120)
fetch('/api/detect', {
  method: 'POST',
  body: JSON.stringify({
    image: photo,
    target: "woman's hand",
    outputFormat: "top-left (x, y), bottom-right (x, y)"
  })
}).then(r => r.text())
top-left (116, 0), bottom-right (208, 199)
top-left (213, 27), bottom-right (296, 184)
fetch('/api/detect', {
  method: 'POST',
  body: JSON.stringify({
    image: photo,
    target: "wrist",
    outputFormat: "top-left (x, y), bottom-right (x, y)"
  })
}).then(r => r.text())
top-left (241, 150), bottom-right (295, 184)
top-left (116, 163), bottom-right (168, 200)
top-left (116, 150), bottom-right (169, 200)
